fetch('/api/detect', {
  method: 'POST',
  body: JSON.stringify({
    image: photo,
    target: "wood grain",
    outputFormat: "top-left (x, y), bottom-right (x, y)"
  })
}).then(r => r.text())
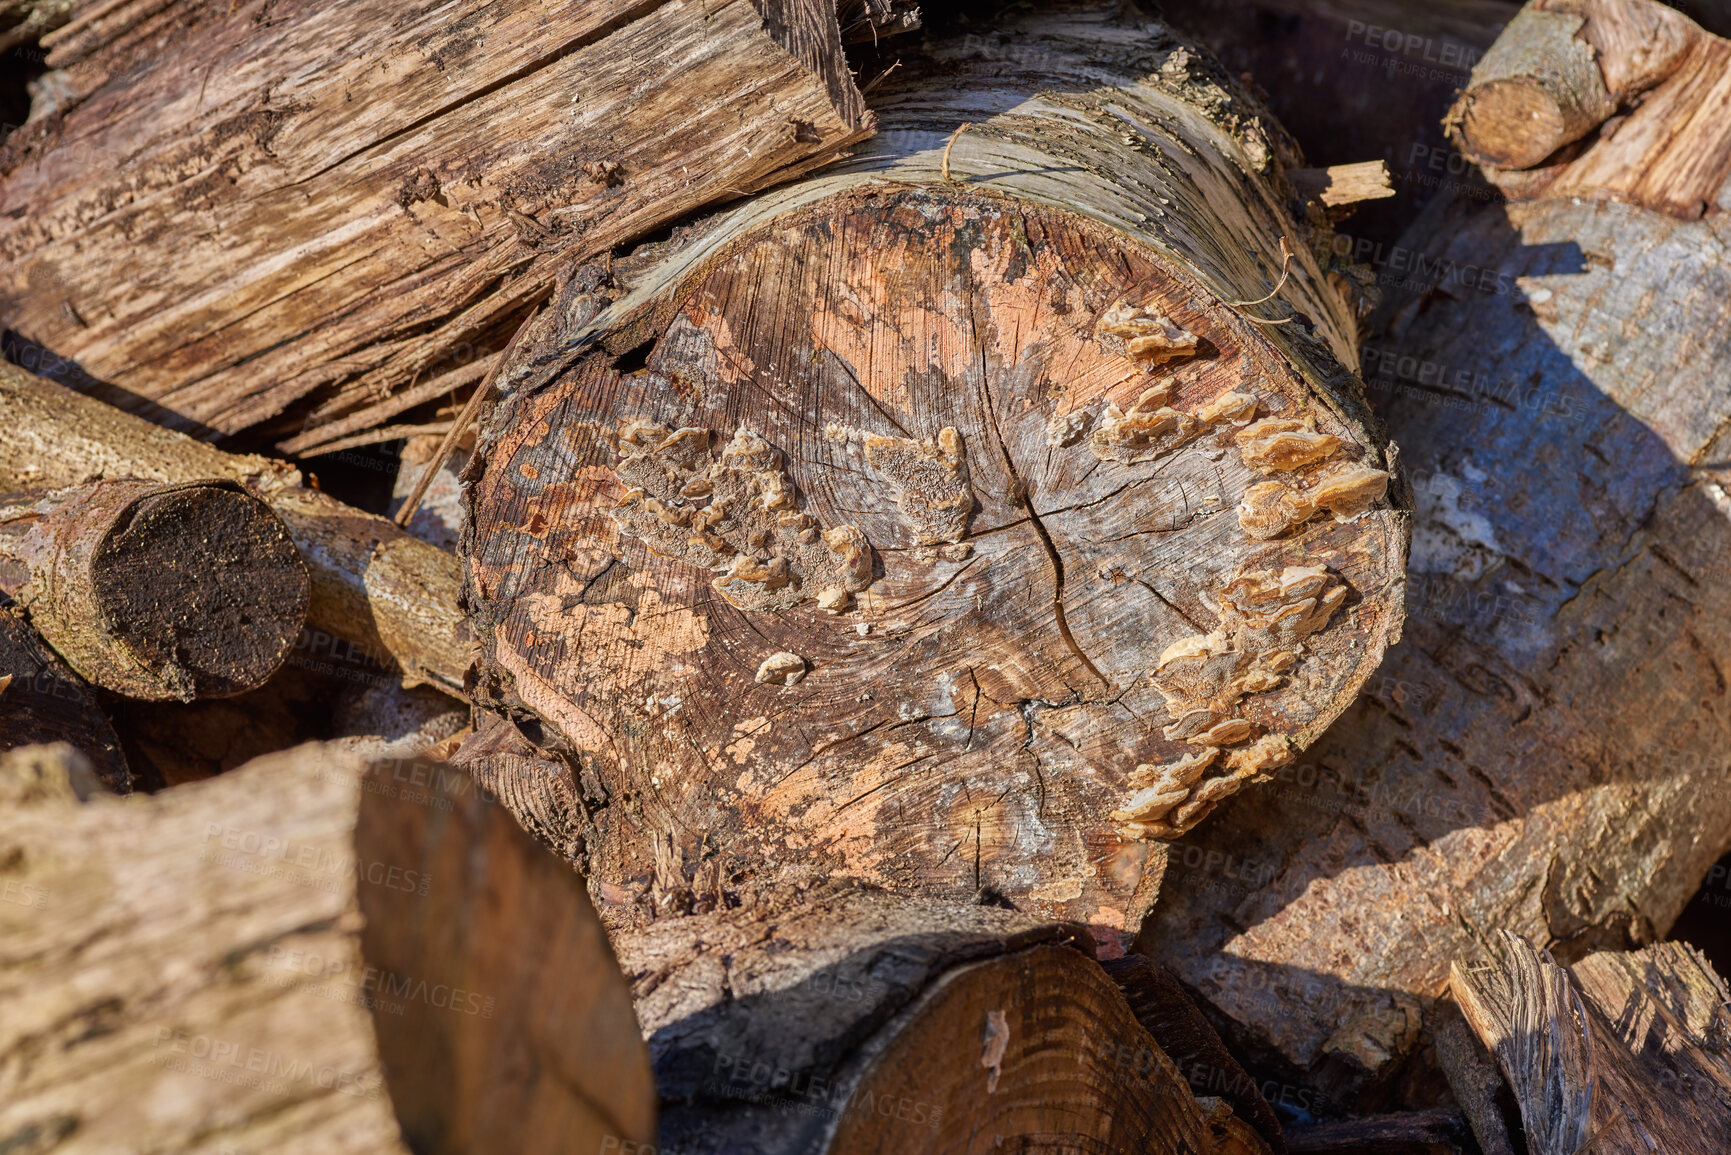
top-left (462, 2), bottom-right (1408, 940)
top-left (0, 742), bottom-right (655, 1154)
top-left (0, 0), bottom-right (872, 442)
top-left (1138, 173), bottom-right (1731, 1100)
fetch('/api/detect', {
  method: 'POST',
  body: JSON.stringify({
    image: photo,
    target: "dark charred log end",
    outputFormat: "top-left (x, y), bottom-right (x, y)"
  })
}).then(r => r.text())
top-left (91, 482), bottom-right (309, 700)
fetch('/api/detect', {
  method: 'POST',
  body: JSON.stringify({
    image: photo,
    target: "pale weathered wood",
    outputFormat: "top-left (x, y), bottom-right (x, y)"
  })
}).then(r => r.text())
top-left (0, 742), bottom-right (654, 1154)
top-left (616, 882), bottom-right (1265, 1154)
top-left (463, 0), bottom-right (1408, 937)
top-left (0, 608), bottom-right (128, 789)
top-left (1288, 161), bottom-right (1397, 208)
top-left (0, 0), bottom-right (873, 444)
top-left (1450, 0), bottom-right (1731, 218)
top-left (0, 363), bottom-right (468, 697)
top-left (1138, 144), bottom-right (1731, 1099)
top-left (0, 478), bottom-right (308, 700)
top-left (1452, 932), bottom-right (1731, 1154)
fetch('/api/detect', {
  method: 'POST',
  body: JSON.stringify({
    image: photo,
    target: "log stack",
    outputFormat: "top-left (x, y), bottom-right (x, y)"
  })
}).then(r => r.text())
top-left (5, 0), bottom-right (1731, 1149)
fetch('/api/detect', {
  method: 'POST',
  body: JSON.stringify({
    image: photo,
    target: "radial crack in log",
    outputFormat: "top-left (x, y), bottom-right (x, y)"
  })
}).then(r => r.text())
top-left (461, 0), bottom-right (1408, 937)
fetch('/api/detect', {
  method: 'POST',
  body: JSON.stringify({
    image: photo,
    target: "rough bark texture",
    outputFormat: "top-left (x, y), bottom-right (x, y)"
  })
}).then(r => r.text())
top-left (1138, 161), bottom-right (1731, 1101)
top-left (0, 478), bottom-right (307, 700)
top-left (0, 363), bottom-right (469, 697)
top-left (0, 742), bottom-right (654, 1154)
top-left (1451, 0), bottom-right (1731, 218)
top-left (463, 0), bottom-right (1408, 938)
top-left (0, 0), bottom-right (873, 444)
top-left (0, 605), bottom-right (127, 789)
top-left (615, 882), bottom-right (1266, 1154)
top-left (1451, 932), bottom-right (1731, 1154)
top-left (1103, 953), bottom-right (1286, 1152)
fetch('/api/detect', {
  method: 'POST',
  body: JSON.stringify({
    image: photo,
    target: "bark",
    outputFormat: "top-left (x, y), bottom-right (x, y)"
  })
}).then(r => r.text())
top-left (1101, 954), bottom-right (1287, 1153)
top-left (0, 478), bottom-right (307, 700)
top-left (0, 742), bottom-right (654, 1154)
top-left (1283, 1108), bottom-right (1474, 1153)
top-left (1451, 932), bottom-right (1731, 1154)
top-left (1449, 0), bottom-right (1731, 218)
top-left (615, 882), bottom-right (1270, 1154)
top-left (0, 605), bottom-right (127, 789)
top-left (0, 363), bottom-right (469, 697)
top-left (0, 0), bottom-right (872, 444)
top-left (1138, 156), bottom-right (1731, 1099)
top-left (462, 0), bottom-right (1409, 937)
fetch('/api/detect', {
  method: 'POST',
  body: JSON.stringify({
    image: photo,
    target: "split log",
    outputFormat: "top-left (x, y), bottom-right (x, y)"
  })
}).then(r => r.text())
top-left (462, 0), bottom-right (1408, 934)
top-left (0, 478), bottom-right (307, 699)
top-left (0, 742), bottom-right (654, 1154)
top-left (616, 882), bottom-right (1270, 1154)
top-left (1448, 0), bottom-right (1731, 217)
top-left (1138, 40), bottom-right (1731, 1104)
top-left (1451, 932), bottom-right (1731, 1153)
top-left (0, 605), bottom-right (128, 789)
top-left (0, 363), bottom-right (468, 697)
top-left (0, 0), bottom-right (872, 444)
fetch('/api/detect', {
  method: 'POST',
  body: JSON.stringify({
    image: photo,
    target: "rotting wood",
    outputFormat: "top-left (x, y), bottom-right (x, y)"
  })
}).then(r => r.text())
top-left (615, 881), bottom-right (1269, 1154)
top-left (0, 0), bottom-right (874, 445)
top-left (1451, 931), bottom-right (1731, 1154)
top-left (1138, 132), bottom-right (1731, 1101)
top-left (0, 478), bottom-right (307, 700)
top-left (0, 606), bottom-right (127, 790)
top-left (0, 742), bottom-right (655, 1154)
top-left (462, 0), bottom-right (1409, 938)
top-left (0, 363), bottom-right (468, 698)
top-left (1449, 0), bottom-right (1731, 218)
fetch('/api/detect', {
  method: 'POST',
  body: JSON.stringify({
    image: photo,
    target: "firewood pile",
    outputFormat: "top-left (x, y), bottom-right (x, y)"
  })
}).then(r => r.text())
top-left (3, 0), bottom-right (1730, 1150)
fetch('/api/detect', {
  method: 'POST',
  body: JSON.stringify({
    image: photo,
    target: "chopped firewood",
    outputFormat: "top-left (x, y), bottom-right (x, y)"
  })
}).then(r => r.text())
top-left (461, 0), bottom-right (1407, 935)
top-left (0, 364), bottom-right (467, 698)
top-left (0, 743), bottom-right (655, 1154)
top-left (0, 479), bottom-right (307, 700)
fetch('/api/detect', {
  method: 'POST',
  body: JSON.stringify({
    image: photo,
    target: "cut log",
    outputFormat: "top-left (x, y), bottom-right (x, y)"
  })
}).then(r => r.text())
top-left (0, 478), bottom-right (307, 700)
top-left (462, 0), bottom-right (1408, 934)
top-left (0, 605), bottom-right (128, 789)
top-left (1138, 109), bottom-right (1731, 1102)
top-left (0, 363), bottom-right (468, 697)
top-left (0, 0), bottom-right (872, 444)
top-left (1448, 0), bottom-right (1731, 217)
top-left (1451, 932), bottom-right (1731, 1154)
top-left (0, 742), bottom-right (654, 1154)
top-left (617, 882), bottom-right (1269, 1154)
